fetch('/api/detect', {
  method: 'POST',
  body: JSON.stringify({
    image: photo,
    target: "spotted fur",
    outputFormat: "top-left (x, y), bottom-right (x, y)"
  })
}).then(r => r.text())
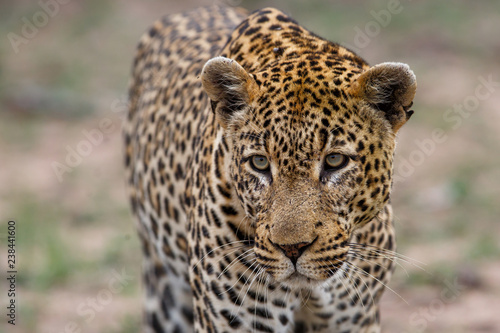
top-left (125, 6), bottom-right (416, 333)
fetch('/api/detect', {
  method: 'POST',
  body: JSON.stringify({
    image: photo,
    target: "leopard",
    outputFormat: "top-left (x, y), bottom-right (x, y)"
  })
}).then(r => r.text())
top-left (124, 5), bottom-right (416, 333)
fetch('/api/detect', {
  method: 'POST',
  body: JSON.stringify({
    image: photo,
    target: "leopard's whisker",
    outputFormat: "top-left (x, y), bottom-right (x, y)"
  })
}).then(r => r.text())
top-left (343, 260), bottom-right (375, 307)
top-left (233, 264), bottom-right (264, 318)
top-left (334, 260), bottom-right (368, 310)
top-left (220, 257), bottom-right (258, 297)
top-left (348, 249), bottom-right (409, 277)
top-left (344, 261), bottom-right (408, 305)
top-left (348, 243), bottom-right (428, 273)
top-left (218, 248), bottom-right (256, 279)
top-left (191, 240), bottom-right (251, 270)
top-left (351, 249), bottom-right (409, 278)
top-left (348, 243), bottom-right (426, 265)
top-left (330, 265), bottom-right (359, 309)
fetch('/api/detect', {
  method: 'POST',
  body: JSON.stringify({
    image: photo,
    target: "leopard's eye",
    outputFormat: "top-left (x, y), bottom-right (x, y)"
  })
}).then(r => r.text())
top-left (325, 154), bottom-right (348, 170)
top-left (251, 155), bottom-right (270, 172)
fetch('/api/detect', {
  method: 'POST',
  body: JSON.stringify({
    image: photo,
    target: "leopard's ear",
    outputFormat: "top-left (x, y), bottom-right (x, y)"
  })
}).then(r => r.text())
top-left (201, 56), bottom-right (258, 128)
top-left (349, 62), bottom-right (416, 133)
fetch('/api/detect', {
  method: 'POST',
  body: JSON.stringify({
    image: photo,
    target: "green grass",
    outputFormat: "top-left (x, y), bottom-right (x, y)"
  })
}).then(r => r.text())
top-left (9, 189), bottom-right (139, 289)
top-left (110, 315), bottom-right (141, 333)
top-left (467, 234), bottom-right (500, 260)
top-left (404, 262), bottom-right (458, 287)
top-left (0, 116), bottom-right (42, 150)
top-left (13, 195), bottom-right (79, 290)
top-left (65, 0), bottom-right (114, 38)
top-left (18, 302), bottom-right (38, 332)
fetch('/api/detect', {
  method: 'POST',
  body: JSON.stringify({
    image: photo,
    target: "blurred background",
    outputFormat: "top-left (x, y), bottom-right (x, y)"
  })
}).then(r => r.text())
top-left (1, 0), bottom-right (499, 332)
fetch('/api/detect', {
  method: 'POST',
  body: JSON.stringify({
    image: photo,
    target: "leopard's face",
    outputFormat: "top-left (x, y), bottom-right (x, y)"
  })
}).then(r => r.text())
top-left (202, 56), bottom-right (416, 286)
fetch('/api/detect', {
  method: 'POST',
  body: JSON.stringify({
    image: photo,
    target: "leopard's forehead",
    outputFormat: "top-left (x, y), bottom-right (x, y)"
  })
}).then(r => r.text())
top-left (236, 59), bottom-right (387, 168)
top-left (251, 53), bottom-right (365, 129)
top-left (256, 52), bottom-right (366, 89)
top-left (222, 8), bottom-right (369, 75)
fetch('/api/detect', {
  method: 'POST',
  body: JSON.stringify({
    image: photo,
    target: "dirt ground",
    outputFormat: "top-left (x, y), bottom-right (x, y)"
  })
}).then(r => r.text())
top-left (1, 0), bottom-right (500, 332)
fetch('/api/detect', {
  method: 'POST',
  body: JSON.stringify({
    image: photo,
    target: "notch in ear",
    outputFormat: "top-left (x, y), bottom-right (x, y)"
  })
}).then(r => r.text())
top-left (201, 56), bottom-right (258, 128)
top-left (349, 62), bottom-right (417, 133)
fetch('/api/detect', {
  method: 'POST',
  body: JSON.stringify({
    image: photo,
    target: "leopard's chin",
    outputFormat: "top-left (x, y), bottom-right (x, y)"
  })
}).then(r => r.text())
top-left (275, 262), bottom-right (348, 289)
top-left (274, 271), bottom-right (328, 290)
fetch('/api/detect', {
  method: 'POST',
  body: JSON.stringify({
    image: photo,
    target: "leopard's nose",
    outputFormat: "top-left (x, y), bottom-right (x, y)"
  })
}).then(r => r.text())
top-left (274, 239), bottom-right (315, 266)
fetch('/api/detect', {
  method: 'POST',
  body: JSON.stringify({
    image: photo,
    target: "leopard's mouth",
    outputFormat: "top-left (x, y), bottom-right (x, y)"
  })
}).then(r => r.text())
top-left (273, 261), bottom-right (345, 289)
top-left (253, 239), bottom-right (348, 287)
top-left (306, 256), bottom-right (350, 283)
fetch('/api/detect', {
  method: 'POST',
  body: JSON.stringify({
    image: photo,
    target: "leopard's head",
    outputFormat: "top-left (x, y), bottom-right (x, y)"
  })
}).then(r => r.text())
top-left (201, 56), bottom-right (416, 286)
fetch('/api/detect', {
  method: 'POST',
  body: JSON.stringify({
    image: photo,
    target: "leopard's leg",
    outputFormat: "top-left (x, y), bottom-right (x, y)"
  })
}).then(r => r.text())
top-left (137, 211), bottom-right (194, 333)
